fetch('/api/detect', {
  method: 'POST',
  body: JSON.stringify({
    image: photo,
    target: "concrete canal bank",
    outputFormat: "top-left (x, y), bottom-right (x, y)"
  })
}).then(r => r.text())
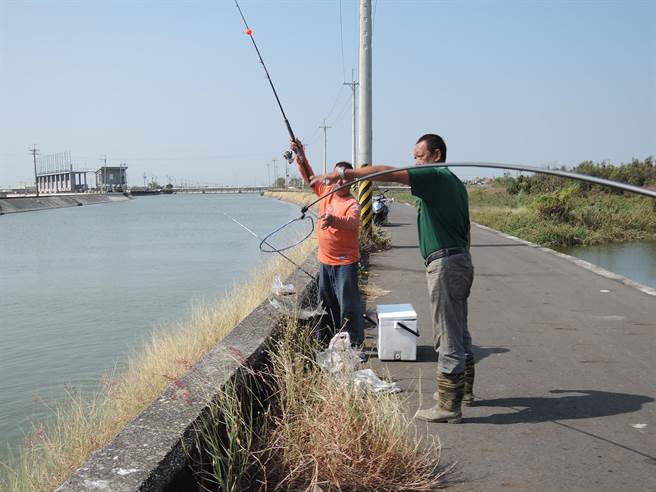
top-left (0, 194), bottom-right (130, 214)
top-left (56, 255), bottom-right (319, 492)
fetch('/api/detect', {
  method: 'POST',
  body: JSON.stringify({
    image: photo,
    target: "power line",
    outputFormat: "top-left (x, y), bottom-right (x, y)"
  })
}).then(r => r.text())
top-left (339, 0), bottom-right (346, 82)
top-left (373, 0), bottom-right (379, 31)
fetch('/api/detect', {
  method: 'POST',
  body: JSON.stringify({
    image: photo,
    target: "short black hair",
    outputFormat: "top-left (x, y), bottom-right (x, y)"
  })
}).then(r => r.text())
top-left (334, 161), bottom-right (353, 170)
top-left (416, 134), bottom-right (447, 162)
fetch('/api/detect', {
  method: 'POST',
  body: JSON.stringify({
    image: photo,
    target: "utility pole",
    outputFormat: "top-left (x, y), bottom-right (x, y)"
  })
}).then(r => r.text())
top-left (273, 158), bottom-right (278, 188)
top-left (344, 69), bottom-right (359, 167)
top-left (319, 119), bottom-right (332, 174)
top-left (285, 159), bottom-right (290, 188)
top-left (100, 154), bottom-right (107, 193)
top-left (29, 145), bottom-right (40, 197)
top-left (358, 0), bottom-right (373, 234)
top-left (266, 162), bottom-right (271, 186)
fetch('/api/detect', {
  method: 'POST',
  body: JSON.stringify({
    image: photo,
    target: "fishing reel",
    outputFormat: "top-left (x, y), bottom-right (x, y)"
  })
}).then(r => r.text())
top-left (282, 150), bottom-right (294, 164)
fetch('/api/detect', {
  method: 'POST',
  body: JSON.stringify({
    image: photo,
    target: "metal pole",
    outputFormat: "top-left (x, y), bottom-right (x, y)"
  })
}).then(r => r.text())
top-left (344, 70), bottom-right (359, 167)
top-left (358, 0), bottom-right (373, 234)
top-left (30, 145), bottom-right (39, 197)
top-left (319, 119), bottom-right (332, 174)
top-left (273, 158), bottom-right (278, 187)
top-left (101, 155), bottom-right (107, 193)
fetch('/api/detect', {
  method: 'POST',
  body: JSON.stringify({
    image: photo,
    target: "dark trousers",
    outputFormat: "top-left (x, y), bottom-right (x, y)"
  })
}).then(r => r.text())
top-left (318, 262), bottom-right (364, 345)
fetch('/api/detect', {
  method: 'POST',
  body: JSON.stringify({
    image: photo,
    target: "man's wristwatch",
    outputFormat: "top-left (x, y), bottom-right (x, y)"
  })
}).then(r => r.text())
top-left (337, 166), bottom-right (346, 180)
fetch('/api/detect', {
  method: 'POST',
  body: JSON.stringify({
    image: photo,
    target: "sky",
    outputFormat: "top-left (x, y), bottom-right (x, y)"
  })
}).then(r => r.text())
top-left (1, 0), bottom-right (654, 187)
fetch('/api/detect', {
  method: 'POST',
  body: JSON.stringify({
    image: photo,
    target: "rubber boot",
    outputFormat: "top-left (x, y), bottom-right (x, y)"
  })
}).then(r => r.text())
top-left (416, 371), bottom-right (464, 423)
top-left (462, 354), bottom-right (476, 406)
top-left (433, 355), bottom-right (475, 406)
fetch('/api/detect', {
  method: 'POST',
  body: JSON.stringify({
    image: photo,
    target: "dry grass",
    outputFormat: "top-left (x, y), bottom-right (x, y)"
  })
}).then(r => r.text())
top-left (266, 321), bottom-right (447, 491)
top-left (359, 283), bottom-right (390, 300)
top-left (193, 319), bottom-right (448, 491)
top-left (264, 190), bottom-right (317, 211)
top-left (0, 239), bottom-right (316, 492)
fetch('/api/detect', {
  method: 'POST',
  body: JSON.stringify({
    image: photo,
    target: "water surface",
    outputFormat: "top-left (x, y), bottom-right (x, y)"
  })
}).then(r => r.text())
top-left (561, 240), bottom-right (656, 289)
top-left (0, 194), bottom-right (300, 454)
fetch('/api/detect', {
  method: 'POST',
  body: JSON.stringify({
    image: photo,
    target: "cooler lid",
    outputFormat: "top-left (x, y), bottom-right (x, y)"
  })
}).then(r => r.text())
top-left (376, 303), bottom-right (416, 319)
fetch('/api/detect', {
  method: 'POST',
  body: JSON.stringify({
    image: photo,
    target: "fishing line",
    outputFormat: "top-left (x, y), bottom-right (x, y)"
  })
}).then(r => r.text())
top-left (223, 212), bottom-right (315, 280)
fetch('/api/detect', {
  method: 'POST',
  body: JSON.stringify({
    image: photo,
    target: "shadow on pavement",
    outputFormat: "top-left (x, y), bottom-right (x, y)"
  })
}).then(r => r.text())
top-left (466, 389), bottom-right (656, 462)
top-left (416, 345), bottom-right (438, 362)
top-left (473, 345), bottom-right (511, 362)
top-left (381, 223), bottom-right (409, 228)
top-left (468, 389), bottom-right (654, 425)
top-left (399, 344), bottom-right (511, 365)
top-left (369, 263), bottom-right (425, 274)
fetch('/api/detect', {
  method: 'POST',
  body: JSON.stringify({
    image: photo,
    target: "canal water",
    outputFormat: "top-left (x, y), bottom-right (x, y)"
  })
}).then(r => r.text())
top-left (560, 240), bottom-right (656, 289)
top-left (1, 196), bottom-right (653, 458)
top-left (0, 194), bottom-right (300, 455)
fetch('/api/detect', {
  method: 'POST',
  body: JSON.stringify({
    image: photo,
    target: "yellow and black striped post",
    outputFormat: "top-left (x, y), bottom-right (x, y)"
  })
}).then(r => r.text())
top-left (358, 165), bottom-right (373, 235)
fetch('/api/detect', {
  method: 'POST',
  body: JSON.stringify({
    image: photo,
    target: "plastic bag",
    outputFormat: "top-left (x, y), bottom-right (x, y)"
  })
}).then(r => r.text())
top-left (316, 333), bottom-right (403, 394)
top-left (351, 369), bottom-right (401, 394)
top-left (272, 274), bottom-right (295, 296)
top-left (316, 332), bottom-right (360, 374)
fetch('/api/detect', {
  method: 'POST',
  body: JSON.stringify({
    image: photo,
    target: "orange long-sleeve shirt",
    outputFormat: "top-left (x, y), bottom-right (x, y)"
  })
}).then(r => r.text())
top-left (294, 147), bottom-right (360, 265)
top-left (312, 182), bottom-right (361, 266)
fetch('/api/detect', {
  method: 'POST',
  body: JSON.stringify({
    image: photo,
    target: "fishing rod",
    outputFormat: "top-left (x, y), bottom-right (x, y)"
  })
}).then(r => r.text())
top-left (254, 162), bottom-right (654, 253)
top-left (301, 162), bottom-right (656, 214)
top-left (234, 0), bottom-right (314, 180)
top-left (223, 212), bottom-right (315, 280)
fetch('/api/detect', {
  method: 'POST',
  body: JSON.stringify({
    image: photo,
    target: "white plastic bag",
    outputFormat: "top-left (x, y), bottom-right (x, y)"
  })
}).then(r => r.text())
top-left (272, 274), bottom-right (295, 296)
top-left (316, 332), bottom-right (360, 374)
top-left (316, 333), bottom-right (403, 394)
top-left (351, 369), bottom-right (401, 394)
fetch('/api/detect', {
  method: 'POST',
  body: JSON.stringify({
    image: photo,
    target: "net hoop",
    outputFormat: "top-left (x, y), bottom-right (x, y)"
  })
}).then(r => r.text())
top-left (259, 215), bottom-right (315, 253)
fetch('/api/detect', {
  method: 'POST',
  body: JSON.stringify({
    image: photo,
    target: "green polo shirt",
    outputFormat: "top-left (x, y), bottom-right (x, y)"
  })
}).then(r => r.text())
top-left (407, 166), bottom-right (470, 259)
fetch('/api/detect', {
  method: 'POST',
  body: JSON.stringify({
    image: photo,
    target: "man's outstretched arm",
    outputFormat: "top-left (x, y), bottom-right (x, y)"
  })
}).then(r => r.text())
top-left (290, 139), bottom-right (314, 184)
top-left (310, 165), bottom-right (410, 186)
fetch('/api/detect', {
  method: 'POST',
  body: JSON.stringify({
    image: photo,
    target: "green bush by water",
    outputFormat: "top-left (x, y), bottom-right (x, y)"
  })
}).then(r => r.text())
top-left (386, 158), bottom-right (656, 250)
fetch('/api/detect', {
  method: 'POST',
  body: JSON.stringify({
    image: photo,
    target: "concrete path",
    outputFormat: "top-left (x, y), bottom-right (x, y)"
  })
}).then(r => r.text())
top-left (364, 203), bottom-right (656, 491)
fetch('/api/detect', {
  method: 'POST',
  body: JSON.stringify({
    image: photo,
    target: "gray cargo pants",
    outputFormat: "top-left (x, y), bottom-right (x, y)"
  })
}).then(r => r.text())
top-left (426, 251), bottom-right (474, 374)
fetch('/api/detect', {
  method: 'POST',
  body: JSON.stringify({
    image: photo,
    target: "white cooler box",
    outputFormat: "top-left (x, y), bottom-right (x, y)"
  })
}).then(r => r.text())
top-left (377, 304), bottom-right (419, 361)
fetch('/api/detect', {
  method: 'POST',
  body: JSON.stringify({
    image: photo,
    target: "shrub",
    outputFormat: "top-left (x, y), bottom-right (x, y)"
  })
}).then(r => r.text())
top-left (531, 186), bottom-right (578, 222)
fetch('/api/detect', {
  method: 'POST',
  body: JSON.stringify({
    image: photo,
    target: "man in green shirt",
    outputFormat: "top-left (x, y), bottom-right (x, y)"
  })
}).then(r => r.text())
top-left (310, 133), bottom-right (475, 424)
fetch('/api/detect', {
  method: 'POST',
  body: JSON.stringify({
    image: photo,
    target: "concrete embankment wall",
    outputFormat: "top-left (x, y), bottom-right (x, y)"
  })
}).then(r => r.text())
top-left (0, 194), bottom-right (129, 214)
top-left (56, 256), bottom-right (319, 492)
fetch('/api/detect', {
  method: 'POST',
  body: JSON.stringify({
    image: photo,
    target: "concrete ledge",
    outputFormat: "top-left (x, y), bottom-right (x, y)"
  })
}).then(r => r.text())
top-left (56, 255), bottom-right (319, 491)
top-left (0, 194), bottom-right (130, 214)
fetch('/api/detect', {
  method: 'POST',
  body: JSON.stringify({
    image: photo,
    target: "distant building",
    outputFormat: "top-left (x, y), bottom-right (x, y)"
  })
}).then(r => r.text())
top-left (37, 171), bottom-right (88, 194)
top-left (96, 166), bottom-right (128, 192)
top-left (36, 151), bottom-right (89, 194)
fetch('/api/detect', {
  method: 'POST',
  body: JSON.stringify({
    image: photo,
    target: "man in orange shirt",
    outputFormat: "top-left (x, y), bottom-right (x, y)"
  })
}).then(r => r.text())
top-left (291, 139), bottom-right (364, 346)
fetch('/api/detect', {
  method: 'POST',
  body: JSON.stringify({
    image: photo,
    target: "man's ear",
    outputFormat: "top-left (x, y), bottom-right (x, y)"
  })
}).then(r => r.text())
top-left (433, 149), bottom-right (442, 162)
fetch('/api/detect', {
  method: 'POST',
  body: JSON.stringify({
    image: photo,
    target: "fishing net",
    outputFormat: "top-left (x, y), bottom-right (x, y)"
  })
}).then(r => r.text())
top-left (259, 214), bottom-right (315, 253)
